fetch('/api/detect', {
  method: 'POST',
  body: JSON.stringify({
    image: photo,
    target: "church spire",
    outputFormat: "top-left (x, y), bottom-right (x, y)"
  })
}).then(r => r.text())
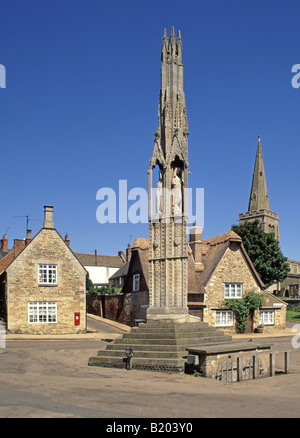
top-left (248, 134), bottom-right (270, 212)
top-left (239, 134), bottom-right (280, 242)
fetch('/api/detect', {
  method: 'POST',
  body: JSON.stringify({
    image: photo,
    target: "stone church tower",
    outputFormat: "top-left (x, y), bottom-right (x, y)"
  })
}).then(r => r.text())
top-left (147, 27), bottom-right (192, 322)
top-left (239, 135), bottom-right (280, 242)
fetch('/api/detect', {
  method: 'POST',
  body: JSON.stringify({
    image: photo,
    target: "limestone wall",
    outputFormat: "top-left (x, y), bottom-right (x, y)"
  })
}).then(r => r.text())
top-left (6, 229), bottom-right (86, 334)
top-left (202, 244), bottom-right (286, 332)
top-left (203, 244), bottom-right (261, 329)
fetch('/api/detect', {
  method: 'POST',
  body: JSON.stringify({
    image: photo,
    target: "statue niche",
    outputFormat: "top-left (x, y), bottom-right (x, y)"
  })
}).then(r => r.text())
top-left (171, 164), bottom-right (184, 217)
top-left (156, 168), bottom-right (163, 217)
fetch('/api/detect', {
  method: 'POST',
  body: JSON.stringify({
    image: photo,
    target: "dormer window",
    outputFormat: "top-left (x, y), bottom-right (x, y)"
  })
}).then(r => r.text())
top-left (38, 264), bottom-right (57, 285)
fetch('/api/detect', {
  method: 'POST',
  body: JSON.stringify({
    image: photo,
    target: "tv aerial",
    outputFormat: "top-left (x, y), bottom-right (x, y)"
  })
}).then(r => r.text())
top-left (13, 215), bottom-right (39, 233)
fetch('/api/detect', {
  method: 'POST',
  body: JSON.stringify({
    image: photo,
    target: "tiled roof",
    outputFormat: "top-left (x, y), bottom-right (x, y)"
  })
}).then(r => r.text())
top-left (125, 230), bottom-right (264, 295)
top-left (0, 249), bottom-right (10, 260)
top-left (109, 261), bottom-right (130, 279)
top-left (202, 230), bottom-right (242, 246)
top-left (0, 230), bottom-right (88, 277)
top-left (0, 240), bottom-right (26, 274)
top-left (121, 245), bottom-right (150, 292)
top-left (199, 230), bottom-right (264, 292)
top-left (132, 238), bottom-right (149, 250)
top-left (74, 252), bottom-right (124, 268)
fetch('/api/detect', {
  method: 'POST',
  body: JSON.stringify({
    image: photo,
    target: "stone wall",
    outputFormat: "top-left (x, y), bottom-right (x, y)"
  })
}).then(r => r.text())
top-left (122, 290), bottom-right (149, 326)
top-left (86, 293), bottom-right (124, 323)
top-left (6, 229), bottom-right (86, 334)
top-left (203, 244), bottom-right (262, 331)
top-left (203, 244), bottom-right (287, 332)
top-left (102, 294), bottom-right (124, 322)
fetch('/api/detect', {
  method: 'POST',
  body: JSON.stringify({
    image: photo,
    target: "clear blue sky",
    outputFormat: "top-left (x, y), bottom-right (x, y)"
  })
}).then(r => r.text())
top-left (1, 0), bottom-right (300, 260)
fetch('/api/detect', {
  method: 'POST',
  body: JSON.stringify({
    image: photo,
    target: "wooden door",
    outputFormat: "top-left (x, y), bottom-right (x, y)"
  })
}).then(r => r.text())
top-left (245, 309), bottom-right (254, 333)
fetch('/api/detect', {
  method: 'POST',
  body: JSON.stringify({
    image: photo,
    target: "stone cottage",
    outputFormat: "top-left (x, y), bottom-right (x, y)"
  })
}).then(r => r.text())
top-left (0, 205), bottom-right (87, 334)
top-left (193, 227), bottom-right (286, 332)
top-left (120, 226), bottom-right (287, 333)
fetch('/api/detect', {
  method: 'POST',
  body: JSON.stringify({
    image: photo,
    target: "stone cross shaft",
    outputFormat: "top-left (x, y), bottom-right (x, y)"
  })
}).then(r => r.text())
top-left (147, 28), bottom-right (191, 322)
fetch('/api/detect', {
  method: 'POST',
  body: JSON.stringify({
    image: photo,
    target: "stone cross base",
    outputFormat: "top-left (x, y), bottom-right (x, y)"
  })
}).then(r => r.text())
top-left (147, 306), bottom-right (200, 323)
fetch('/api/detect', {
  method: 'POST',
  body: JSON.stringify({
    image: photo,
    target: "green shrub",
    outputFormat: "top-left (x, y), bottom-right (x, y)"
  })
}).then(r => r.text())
top-left (226, 291), bottom-right (264, 334)
top-left (97, 285), bottom-right (122, 295)
top-left (244, 290), bottom-right (264, 310)
top-left (226, 299), bottom-right (250, 333)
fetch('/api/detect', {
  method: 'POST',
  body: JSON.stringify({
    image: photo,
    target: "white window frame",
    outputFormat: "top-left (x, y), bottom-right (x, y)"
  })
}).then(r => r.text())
top-left (133, 274), bottom-right (140, 292)
top-left (259, 310), bottom-right (274, 325)
top-left (224, 283), bottom-right (242, 299)
top-left (28, 301), bottom-right (57, 324)
top-left (38, 264), bottom-right (57, 285)
top-left (216, 310), bottom-right (233, 327)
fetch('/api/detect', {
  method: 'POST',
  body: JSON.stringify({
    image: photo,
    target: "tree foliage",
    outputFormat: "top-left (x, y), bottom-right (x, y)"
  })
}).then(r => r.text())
top-left (86, 274), bottom-right (122, 295)
top-left (96, 285), bottom-right (122, 295)
top-left (232, 221), bottom-right (290, 288)
top-left (86, 273), bottom-right (98, 294)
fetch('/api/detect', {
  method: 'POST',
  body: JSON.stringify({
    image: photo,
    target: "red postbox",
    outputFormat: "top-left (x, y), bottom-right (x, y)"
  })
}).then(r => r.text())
top-left (74, 312), bottom-right (80, 325)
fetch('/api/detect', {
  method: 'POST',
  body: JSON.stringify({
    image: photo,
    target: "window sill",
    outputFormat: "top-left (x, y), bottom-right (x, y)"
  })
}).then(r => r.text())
top-left (38, 284), bottom-right (58, 287)
top-left (28, 322), bottom-right (58, 324)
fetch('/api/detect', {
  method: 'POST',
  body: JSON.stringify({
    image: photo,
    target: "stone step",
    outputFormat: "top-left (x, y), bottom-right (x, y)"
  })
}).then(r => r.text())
top-left (131, 323), bottom-right (211, 332)
top-left (96, 349), bottom-right (185, 359)
top-left (88, 355), bottom-right (185, 371)
top-left (122, 328), bottom-right (222, 339)
top-left (106, 343), bottom-right (188, 352)
top-left (132, 321), bottom-right (210, 327)
top-left (113, 335), bottom-right (232, 345)
top-left (130, 324), bottom-right (229, 338)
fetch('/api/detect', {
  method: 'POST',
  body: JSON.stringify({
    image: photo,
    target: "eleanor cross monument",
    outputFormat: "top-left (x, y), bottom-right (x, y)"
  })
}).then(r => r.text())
top-left (147, 27), bottom-right (193, 322)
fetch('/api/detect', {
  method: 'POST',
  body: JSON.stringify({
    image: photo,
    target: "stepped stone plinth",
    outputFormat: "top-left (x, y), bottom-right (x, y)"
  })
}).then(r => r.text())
top-left (88, 321), bottom-right (232, 372)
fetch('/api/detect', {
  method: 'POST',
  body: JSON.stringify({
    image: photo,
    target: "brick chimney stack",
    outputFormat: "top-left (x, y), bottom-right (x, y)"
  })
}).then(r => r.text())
top-left (189, 223), bottom-right (204, 272)
top-left (1, 234), bottom-right (8, 252)
top-left (126, 244), bottom-right (131, 262)
top-left (13, 239), bottom-right (26, 256)
top-left (43, 205), bottom-right (54, 229)
top-left (25, 229), bottom-right (32, 245)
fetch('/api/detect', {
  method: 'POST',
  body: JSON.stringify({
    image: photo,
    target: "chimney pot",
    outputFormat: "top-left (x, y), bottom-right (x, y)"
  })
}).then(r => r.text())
top-left (25, 229), bottom-right (32, 245)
